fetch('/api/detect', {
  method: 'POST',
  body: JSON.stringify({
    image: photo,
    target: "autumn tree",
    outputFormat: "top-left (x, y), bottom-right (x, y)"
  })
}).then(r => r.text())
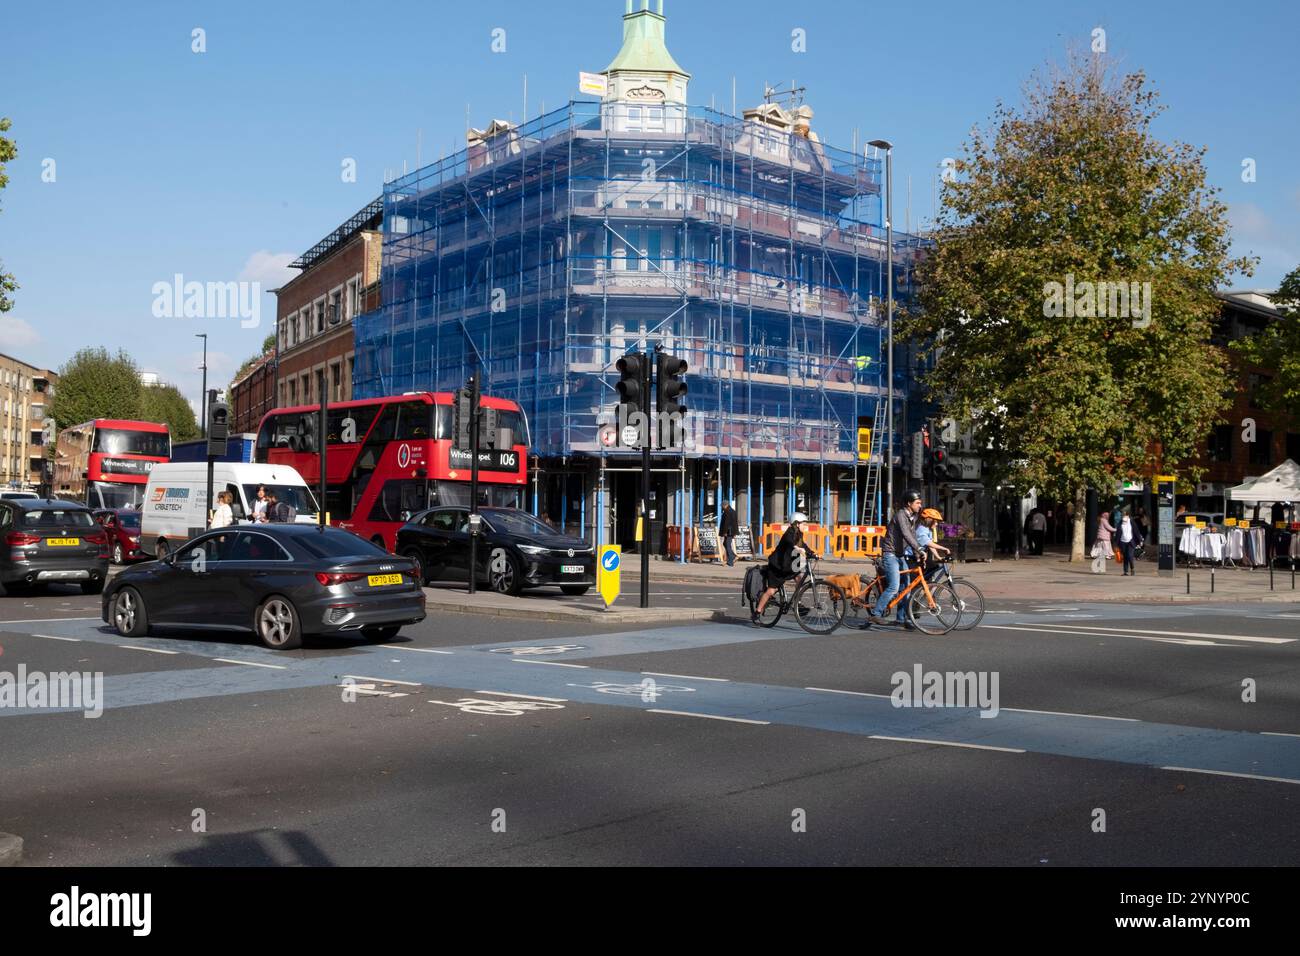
top-left (1230, 265), bottom-right (1300, 421)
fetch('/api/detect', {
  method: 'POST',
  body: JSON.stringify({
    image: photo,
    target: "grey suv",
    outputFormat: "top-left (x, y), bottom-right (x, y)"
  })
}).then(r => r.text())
top-left (0, 499), bottom-right (110, 595)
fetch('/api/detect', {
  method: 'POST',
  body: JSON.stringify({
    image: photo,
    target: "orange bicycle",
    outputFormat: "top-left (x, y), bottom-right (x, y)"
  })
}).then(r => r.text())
top-left (845, 559), bottom-right (962, 634)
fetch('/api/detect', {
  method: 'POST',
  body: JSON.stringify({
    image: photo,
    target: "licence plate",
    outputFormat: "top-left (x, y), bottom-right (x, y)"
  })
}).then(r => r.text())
top-left (560, 564), bottom-right (584, 575)
top-left (367, 573), bottom-right (404, 587)
top-left (47, 538), bottom-right (80, 547)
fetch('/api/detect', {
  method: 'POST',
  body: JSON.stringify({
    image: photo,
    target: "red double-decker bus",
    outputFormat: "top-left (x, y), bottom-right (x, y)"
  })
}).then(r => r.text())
top-left (53, 419), bottom-right (172, 509)
top-left (255, 392), bottom-right (529, 551)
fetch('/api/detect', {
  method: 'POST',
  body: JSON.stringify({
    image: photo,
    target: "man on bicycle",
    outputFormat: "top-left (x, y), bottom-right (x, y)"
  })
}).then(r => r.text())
top-left (869, 490), bottom-right (924, 626)
top-left (752, 512), bottom-right (809, 625)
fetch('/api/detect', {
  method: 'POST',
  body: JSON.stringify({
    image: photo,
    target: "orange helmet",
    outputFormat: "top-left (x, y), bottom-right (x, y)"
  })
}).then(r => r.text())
top-left (921, 508), bottom-right (943, 521)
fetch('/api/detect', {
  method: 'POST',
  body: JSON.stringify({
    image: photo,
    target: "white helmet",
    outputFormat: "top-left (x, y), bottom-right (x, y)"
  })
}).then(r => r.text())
top-left (790, 512), bottom-right (809, 523)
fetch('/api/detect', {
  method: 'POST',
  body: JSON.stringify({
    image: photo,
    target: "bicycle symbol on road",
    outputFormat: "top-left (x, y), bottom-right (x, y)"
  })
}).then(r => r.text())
top-left (567, 680), bottom-right (695, 702)
top-left (427, 697), bottom-right (566, 717)
top-left (488, 644), bottom-right (586, 656)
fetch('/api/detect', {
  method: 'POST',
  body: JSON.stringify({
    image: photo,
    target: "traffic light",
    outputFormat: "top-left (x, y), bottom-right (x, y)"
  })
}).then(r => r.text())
top-left (655, 353), bottom-right (688, 418)
top-left (617, 352), bottom-right (649, 414)
top-left (478, 405), bottom-right (499, 448)
top-left (454, 379), bottom-right (475, 449)
top-left (931, 443), bottom-right (950, 481)
top-left (207, 400), bottom-right (230, 457)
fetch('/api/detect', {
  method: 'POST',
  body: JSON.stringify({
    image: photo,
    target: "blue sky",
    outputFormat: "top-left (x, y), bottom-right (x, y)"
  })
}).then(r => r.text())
top-left (2, 0), bottom-right (1297, 411)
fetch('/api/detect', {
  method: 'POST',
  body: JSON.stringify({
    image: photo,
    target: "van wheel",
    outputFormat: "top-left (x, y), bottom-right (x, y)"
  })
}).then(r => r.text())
top-left (256, 596), bottom-right (302, 650)
top-left (155, 538), bottom-right (170, 560)
top-left (112, 586), bottom-right (149, 637)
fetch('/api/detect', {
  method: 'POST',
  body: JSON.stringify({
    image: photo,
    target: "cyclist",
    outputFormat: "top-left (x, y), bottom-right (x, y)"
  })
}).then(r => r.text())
top-left (869, 490), bottom-right (924, 626)
top-left (752, 512), bottom-right (809, 624)
top-left (915, 507), bottom-right (952, 574)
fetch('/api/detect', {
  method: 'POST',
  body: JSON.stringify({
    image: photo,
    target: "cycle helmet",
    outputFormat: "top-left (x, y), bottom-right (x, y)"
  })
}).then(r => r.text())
top-left (921, 507), bottom-right (943, 520)
top-left (903, 489), bottom-right (923, 505)
top-left (790, 512), bottom-right (809, 523)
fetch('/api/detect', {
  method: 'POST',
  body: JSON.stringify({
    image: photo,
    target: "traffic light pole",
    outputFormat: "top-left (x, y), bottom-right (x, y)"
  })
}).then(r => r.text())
top-left (205, 388), bottom-right (216, 529)
top-left (468, 373), bottom-right (481, 596)
top-left (318, 377), bottom-right (328, 529)
top-left (641, 374), bottom-right (651, 610)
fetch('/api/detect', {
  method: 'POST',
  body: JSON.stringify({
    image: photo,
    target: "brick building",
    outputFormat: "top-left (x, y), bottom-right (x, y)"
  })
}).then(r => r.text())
top-left (229, 352), bottom-right (276, 435)
top-left (0, 352), bottom-right (57, 490)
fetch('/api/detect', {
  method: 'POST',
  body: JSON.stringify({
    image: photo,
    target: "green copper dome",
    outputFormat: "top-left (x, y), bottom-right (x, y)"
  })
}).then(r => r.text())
top-left (604, 1), bottom-right (690, 77)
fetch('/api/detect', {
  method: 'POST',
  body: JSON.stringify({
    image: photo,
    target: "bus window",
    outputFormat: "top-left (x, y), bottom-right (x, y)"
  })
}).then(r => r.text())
top-left (328, 404), bottom-right (380, 444)
top-left (434, 405), bottom-right (453, 440)
top-left (368, 479), bottom-right (429, 523)
top-left (395, 401), bottom-right (434, 440)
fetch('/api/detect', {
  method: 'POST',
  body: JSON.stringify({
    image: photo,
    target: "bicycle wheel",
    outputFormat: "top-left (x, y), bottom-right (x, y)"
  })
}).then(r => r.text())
top-left (948, 578), bottom-right (986, 630)
top-left (907, 581), bottom-right (962, 635)
top-left (794, 580), bottom-right (846, 635)
top-left (754, 586), bottom-right (785, 628)
top-left (845, 576), bottom-right (884, 628)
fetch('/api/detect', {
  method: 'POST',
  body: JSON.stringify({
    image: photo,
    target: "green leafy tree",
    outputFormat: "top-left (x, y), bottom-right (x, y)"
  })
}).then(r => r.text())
top-left (229, 332), bottom-right (277, 392)
top-left (1, 117), bottom-right (18, 312)
top-left (140, 383), bottom-right (200, 441)
top-left (1230, 265), bottom-right (1300, 421)
top-left (48, 347), bottom-right (143, 427)
top-left (907, 57), bottom-right (1253, 559)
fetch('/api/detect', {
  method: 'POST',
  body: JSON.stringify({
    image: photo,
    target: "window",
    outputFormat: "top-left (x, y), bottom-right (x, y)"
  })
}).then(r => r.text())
top-left (331, 363), bottom-right (342, 403)
top-left (1207, 425), bottom-right (1232, 462)
top-left (315, 301), bottom-right (325, 333)
top-left (395, 401), bottom-right (434, 440)
top-left (227, 532), bottom-right (291, 562)
top-left (176, 534), bottom-right (232, 564)
top-left (1249, 430), bottom-right (1273, 467)
top-left (367, 479), bottom-right (430, 523)
top-left (295, 528), bottom-right (386, 559)
top-left (347, 279), bottom-right (358, 319)
top-left (329, 290), bottom-right (342, 325)
top-left (20, 508), bottom-right (95, 528)
top-left (421, 509), bottom-right (459, 531)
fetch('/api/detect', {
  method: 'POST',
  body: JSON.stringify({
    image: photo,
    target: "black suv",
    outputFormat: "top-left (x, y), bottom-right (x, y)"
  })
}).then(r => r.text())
top-left (0, 498), bottom-right (110, 595)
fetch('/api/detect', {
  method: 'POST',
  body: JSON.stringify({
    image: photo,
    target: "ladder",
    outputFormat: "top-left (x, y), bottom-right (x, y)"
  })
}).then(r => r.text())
top-left (860, 395), bottom-right (887, 525)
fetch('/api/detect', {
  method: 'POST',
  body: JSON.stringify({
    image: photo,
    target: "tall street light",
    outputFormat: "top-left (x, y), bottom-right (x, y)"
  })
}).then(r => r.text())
top-left (868, 139), bottom-right (894, 513)
top-left (196, 333), bottom-right (208, 436)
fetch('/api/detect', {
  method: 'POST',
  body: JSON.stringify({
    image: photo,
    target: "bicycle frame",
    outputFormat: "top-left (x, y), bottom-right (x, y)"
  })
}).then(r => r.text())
top-left (881, 562), bottom-right (941, 613)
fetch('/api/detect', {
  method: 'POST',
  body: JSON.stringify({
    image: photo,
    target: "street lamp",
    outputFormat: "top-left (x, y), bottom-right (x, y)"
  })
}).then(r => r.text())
top-left (195, 333), bottom-right (208, 437)
top-left (868, 139), bottom-right (894, 514)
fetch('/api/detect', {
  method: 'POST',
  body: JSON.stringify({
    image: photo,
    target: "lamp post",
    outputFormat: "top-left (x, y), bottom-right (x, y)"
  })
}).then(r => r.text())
top-left (868, 139), bottom-right (894, 512)
top-left (196, 333), bottom-right (208, 436)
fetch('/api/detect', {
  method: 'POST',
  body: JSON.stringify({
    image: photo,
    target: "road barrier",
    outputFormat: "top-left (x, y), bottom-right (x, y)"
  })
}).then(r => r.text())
top-left (832, 524), bottom-right (886, 560)
top-left (762, 522), bottom-right (830, 559)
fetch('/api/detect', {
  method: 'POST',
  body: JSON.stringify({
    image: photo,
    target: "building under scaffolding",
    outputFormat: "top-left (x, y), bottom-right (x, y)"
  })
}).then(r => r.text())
top-left (354, 1), bottom-right (922, 550)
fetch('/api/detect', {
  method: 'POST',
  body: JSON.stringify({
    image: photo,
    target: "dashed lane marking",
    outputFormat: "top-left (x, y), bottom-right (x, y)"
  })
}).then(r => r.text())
top-left (1037, 623), bottom-right (1296, 644)
top-left (120, 645), bottom-right (179, 655)
top-left (642, 671), bottom-right (729, 682)
top-left (870, 735), bottom-right (1026, 754)
top-left (32, 634), bottom-right (81, 643)
top-left (982, 625), bottom-right (1226, 646)
top-left (342, 674), bottom-right (421, 686)
top-left (213, 658), bottom-right (287, 670)
top-left (1162, 766), bottom-right (1300, 786)
top-left (805, 686), bottom-right (891, 699)
top-left (378, 645), bottom-right (453, 654)
top-left (647, 709), bottom-right (770, 725)
top-left (475, 690), bottom-right (568, 702)
top-left (511, 659), bottom-right (588, 669)
top-left (1263, 731), bottom-right (1300, 738)
top-left (0, 617), bottom-right (100, 625)
top-left (1002, 706), bottom-right (1137, 722)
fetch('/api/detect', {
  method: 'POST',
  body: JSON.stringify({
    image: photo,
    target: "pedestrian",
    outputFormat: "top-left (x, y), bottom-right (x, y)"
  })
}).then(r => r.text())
top-left (1028, 508), bottom-right (1047, 555)
top-left (209, 490), bottom-right (234, 529)
top-left (752, 512), bottom-right (808, 624)
top-left (265, 490), bottom-right (284, 523)
top-left (869, 490), bottom-right (924, 627)
top-left (1118, 507), bottom-right (1143, 576)
top-left (719, 500), bottom-right (739, 567)
top-left (996, 506), bottom-right (1013, 555)
top-left (1091, 510), bottom-right (1116, 574)
top-left (252, 485), bottom-right (270, 523)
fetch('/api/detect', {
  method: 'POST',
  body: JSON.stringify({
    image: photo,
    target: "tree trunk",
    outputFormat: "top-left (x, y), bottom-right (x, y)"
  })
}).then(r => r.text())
top-left (1071, 484), bottom-right (1088, 562)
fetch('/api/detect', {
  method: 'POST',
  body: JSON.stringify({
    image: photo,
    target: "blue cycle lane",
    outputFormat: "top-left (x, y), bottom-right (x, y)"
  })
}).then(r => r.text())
top-left (3, 616), bottom-right (1299, 786)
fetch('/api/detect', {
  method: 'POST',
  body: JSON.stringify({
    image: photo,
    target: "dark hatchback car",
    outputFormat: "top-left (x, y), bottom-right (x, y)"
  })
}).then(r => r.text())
top-left (0, 498), bottom-right (110, 595)
top-left (395, 506), bottom-right (595, 596)
top-left (102, 524), bottom-right (426, 650)
top-left (93, 508), bottom-right (145, 564)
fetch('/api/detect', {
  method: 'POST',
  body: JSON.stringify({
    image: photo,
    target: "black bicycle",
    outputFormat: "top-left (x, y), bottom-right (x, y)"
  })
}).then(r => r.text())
top-left (745, 554), bottom-right (846, 635)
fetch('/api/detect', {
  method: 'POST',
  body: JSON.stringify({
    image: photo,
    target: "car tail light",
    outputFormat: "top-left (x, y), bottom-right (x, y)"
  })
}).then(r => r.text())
top-left (315, 571), bottom-right (366, 586)
top-left (85, 532), bottom-right (108, 546)
top-left (6, 532), bottom-right (40, 547)
top-left (403, 568), bottom-right (420, 579)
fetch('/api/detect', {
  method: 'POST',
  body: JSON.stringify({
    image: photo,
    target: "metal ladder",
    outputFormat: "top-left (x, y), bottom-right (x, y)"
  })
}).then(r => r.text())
top-left (859, 395), bottom-right (887, 525)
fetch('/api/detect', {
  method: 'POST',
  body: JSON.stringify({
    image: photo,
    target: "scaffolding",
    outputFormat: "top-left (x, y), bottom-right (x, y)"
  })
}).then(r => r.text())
top-left (354, 100), bottom-right (921, 535)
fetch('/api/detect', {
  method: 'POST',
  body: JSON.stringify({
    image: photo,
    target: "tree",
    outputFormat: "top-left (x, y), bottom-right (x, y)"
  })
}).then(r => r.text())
top-left (229, 332), bottom-right (277, 393)
top-left (1230, 265), bottom-right (1300, 421)
top-left (48, 348), bottom-right (143, 427)
top-left (1, 117), bottom-right (18, 312)
top-left (140, 384), bottom-right (200, 441)
top-left (906, 57), bottom-right (1253, 560)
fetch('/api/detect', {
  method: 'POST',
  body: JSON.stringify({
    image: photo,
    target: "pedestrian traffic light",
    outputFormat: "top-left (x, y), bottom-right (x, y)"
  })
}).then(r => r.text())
top-left (616, 352), bottom-right (649, 415)
top-left (655, 352), bottom-right (687, 416)
top-left (930, 443), bottom-right (951, 481)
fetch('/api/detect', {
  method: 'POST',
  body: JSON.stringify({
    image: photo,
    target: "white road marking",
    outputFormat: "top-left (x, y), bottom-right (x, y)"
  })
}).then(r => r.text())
top-left (213, 658), bottom-right (287, 670)
top-left (982, 625), bottom-right (1224, 646)
top-left (1037, 623), bottom-right (1295, 645)
top-left (642, 671), bottom-right (729, 682)
top-left (0, 617), bottom-right (99, 624)
top-left (119, 645), bottom-right (179, 655)
top-left (475, 690), bottom-right (569, 702)
top-left (1262, 731), bottom-right (1300, 738)
top-left (342, 674), bottom-right (421, 686)
top-left (511, 659), bottom-right (588, 669)
top-left (647, 709), bottom-right (770, 725)
top-left (870, 735), bottom-right (1025, 754)
top-left (378, 645), bottom-right (453, 654)
top-left (31, 634), bottom-right (82, 643)
top-left (805, 686), bottom-right (892, 699)
top-left (1002, 706), bottom-right (1138, 722)
top-left (1031, 607), bottom-right (1079, 611)
top-left (1162, 766), bottom-right (1300, 786)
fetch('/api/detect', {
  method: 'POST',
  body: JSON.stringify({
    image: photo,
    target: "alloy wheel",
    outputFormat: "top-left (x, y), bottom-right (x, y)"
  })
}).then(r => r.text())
top-left (259, 598), bottom-right (296, 647)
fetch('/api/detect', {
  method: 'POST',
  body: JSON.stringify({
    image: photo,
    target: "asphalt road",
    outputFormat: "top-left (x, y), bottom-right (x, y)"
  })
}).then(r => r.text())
top-left (1, 577), bottom-right (1298, 866)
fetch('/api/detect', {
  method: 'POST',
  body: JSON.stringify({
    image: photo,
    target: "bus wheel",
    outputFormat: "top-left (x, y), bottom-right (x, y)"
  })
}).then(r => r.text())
top-left (155, 539), bottom-right (170, 561)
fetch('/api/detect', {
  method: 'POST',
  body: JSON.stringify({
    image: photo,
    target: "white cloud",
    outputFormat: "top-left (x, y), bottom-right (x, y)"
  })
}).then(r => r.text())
top-left (1228, 202), bottom-right (1300, 289)
top-left (0, 317), bottom-right (41, 351)
top-left (239, 251), bottom-right (297, 291)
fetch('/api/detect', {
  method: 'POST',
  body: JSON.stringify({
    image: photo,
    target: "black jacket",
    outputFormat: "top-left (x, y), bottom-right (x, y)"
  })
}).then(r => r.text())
top-left (719, 507), bottom-right (739, 537)
top-left (882, 507), bottom-right (921, 557)
top-left (767, 525), bottom-right (803, 581)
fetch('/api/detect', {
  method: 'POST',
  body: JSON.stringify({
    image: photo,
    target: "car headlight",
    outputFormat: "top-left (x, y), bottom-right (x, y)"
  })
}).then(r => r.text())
top-left (518, 544), bottom-right (548, 555)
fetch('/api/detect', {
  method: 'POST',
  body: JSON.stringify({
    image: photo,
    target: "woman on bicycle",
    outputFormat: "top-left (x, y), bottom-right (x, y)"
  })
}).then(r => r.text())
top-left (916, 508), bottom-right (951, 573)
top-left (752, 512), bottom-right (808, 624)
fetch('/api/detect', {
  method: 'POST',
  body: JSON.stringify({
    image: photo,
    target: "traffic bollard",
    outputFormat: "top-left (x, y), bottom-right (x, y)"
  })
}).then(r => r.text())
top-left (1186, 572), bottom-right (1190, 594)
top-left (1211, 566), bottom-right (1215, 593)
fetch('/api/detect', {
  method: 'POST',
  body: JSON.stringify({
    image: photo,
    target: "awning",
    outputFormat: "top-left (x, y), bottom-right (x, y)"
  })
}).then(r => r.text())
top-left (1226, 459), bottom-right (1300, 502)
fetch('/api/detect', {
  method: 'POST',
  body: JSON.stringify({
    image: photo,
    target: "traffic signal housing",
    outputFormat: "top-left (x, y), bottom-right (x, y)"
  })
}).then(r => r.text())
top-left (454, 380), bottom-right (474, 449)
top-left (616, 352), bottom-right (649, 415)
top-left (655, 353), bottom-right (688, 418)
top-left (207, 400), bottom-right (230, 456)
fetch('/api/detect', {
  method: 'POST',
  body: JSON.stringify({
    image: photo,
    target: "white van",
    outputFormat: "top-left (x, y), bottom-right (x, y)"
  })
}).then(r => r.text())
top-left (141, 462), bottom-right (321, 559)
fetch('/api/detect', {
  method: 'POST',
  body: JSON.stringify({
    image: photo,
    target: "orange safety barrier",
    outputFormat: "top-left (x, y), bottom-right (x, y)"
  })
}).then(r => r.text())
top-left (763, 522), bottom-right (831, 558)
top-left (832, 524), bottom-right (886, 559)
top-left (666, 525), bottom-right (694, 561)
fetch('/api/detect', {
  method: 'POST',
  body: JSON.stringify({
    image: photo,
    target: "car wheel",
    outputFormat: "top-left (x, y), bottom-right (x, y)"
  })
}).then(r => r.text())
top-left (400, 549), bottom-right (426, 585)
top-left (362, 625), bottom-right (401, 643)
top-left (560, 585), bottom-right (590, 596)
top-left (155, 538), bottom-right (170, 560)
top-left (112, 543), bottom-right (124, 564)
top-left (488, 548), bottom-right (523, 597)
top-left (80, 579), bottom-right (105, 596)
top-left (256, 595), bottom-right (302, 650)
top-left (112, 586), bottom-right (149, 637)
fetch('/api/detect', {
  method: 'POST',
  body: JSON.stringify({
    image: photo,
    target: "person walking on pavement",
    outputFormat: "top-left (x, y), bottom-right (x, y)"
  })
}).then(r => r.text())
top-left (719, 500), bottom-right (739, 567)
top-left (869, 490), bottom-right (925, 626)
top-left (1118, 507), bottom-right (1144, 575)
top-left (209, 490), bottom-right (234, 529)
top-left (1092, 510), bottom-right (1117, 574)
top-left (1028, 508), bottom-right (1047, 555)
top-left (752, 512), bottom-right (808, 623)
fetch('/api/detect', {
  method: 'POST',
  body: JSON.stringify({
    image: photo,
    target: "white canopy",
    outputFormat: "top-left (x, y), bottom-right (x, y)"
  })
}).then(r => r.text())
top-left (1227, 459), bottom-right (1300, 502)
